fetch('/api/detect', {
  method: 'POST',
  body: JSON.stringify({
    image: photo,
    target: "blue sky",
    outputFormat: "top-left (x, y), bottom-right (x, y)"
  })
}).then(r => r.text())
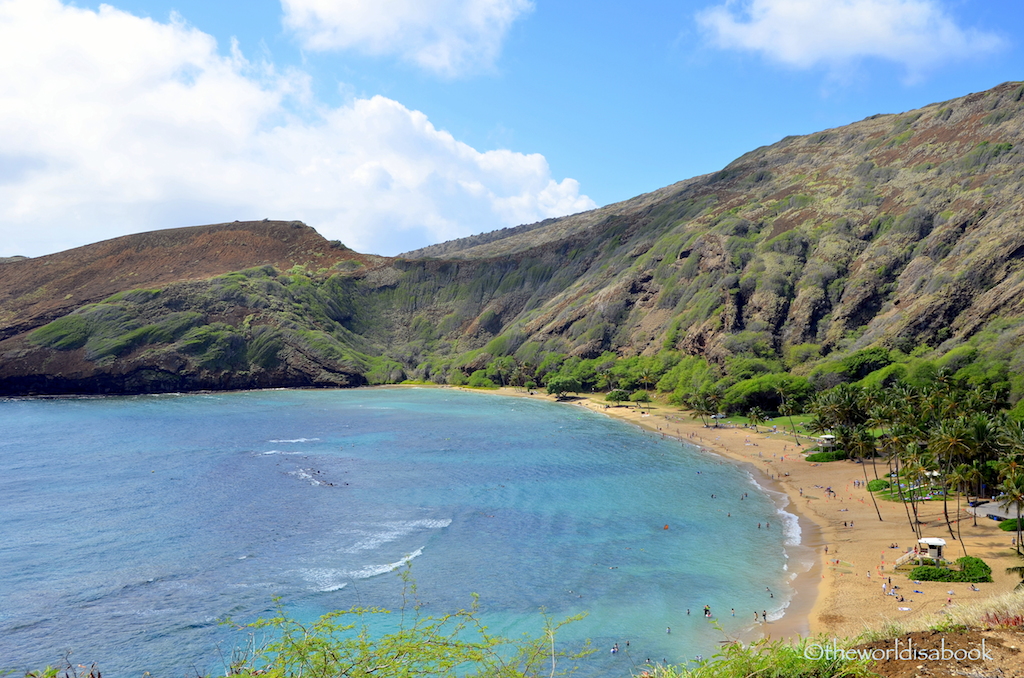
top-left (1, 0), bottom-right (1021, 258)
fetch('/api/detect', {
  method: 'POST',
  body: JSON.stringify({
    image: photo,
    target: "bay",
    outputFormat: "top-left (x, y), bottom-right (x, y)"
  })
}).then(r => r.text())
top-left (0, 388), bottom-right (796, 676)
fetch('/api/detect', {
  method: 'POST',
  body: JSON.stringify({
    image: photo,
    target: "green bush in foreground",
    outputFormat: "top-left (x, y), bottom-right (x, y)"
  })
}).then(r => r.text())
top-left (910, 556), bottom-right (993, 583)
top-left (647, 635), bottom-right (874, 678)
top-left (226, 604), bottom-right (589, 678)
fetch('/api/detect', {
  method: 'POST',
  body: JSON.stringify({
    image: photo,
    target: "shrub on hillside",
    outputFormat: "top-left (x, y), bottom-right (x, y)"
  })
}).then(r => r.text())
top-left (629, 390), bottom-right (651, 405)
top-left (605, 389), bottom-right (630, 404)
top-left (467, 370), bottom-right (497, 388)
top-left (867, 479), bottom-right (891, 492)
top-left (721, 372), bottom-right (812, 414)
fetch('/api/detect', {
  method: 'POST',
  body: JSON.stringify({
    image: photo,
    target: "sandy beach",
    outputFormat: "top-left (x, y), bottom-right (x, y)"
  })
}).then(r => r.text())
top-left (481, 386), bottom-right (1024, 642)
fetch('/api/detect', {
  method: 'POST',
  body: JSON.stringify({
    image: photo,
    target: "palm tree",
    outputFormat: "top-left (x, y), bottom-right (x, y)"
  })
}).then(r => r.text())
top-left (1007, 553), bottom-right (1024, 590)
top-left (747, 406), bottom-right (766, 433)
top-left (804, 416), bottom-right (828, 437)
top-left (706, 391), bottom-right (724, 426)
top-left (690, 394), bottom-right (714, 428)
top-left (883, 424), bottom-right (923, 537)
top-left (510, 363), bottom-right (525, 391)
top-left (638, 368), bottom-right (655, 394)
top-left (849, 426), bottom-right (883, 521)
top-left (902, 446), bottom-right (929, 540)
top-left (961, 460), bottom-right (985, 527)
top-left (778, 397), bottom-right (801, 446)
top-left (998, 467), bottom-right (1024, 555)
top-left (1001, 419), bottom-right (1024, 459)
top-left (930, 417), bottom-right (971, 541)
top-left (867, 396), bottom-right (901, 480)
top-left (948, 463), bottom-right (974, 555)
top-left (966, 412), bottom-right (1005, 464)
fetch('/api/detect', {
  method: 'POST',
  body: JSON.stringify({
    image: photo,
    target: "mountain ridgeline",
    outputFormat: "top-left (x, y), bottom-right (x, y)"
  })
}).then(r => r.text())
top-left (2, 81), bottom-right (1024, 406)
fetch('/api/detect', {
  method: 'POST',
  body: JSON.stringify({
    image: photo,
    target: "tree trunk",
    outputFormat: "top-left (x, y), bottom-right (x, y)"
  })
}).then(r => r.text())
top-left (955, 490), bottom-right (967, 556)
top-left (862, 460), bottom-right (883, 522)
top-left (894, 455), bottom-right (917, 536)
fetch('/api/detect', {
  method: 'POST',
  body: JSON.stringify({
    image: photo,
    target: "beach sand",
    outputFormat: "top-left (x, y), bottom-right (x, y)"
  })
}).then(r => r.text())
top-left (482, 387), bottom-right (1024, 643)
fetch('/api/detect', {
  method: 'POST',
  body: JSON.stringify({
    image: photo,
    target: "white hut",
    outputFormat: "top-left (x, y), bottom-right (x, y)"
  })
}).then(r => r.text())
top-left (894, 537), bottom-right (949, 570)
top-left (918, 537), bottom-right (946, 560)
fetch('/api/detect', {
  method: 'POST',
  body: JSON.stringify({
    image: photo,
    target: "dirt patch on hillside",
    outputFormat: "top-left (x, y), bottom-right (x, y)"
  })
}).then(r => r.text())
top-left (856, 627), bottom-right (1024, 678)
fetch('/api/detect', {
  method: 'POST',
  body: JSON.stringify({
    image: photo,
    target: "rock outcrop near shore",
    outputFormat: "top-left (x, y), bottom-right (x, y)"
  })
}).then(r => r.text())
top-left (2, 81), bottom-right (1024, 395)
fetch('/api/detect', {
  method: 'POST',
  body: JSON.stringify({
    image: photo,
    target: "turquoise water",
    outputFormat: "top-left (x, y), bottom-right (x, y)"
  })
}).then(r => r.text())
top-left (0, 388), bottom-right (798, 676)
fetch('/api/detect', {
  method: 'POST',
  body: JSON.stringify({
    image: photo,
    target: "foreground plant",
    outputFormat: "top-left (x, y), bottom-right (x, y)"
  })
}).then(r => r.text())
top-left (225, 571), bottom-right (590, 678)
top-left (226, 606), bottom-right (588, 678)
top-left (639, 635), bottom-right (874, 678)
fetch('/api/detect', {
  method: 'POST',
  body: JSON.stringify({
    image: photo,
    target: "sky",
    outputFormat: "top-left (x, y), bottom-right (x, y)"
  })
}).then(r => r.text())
top-left (1, 0), bottom-right (1021, 258)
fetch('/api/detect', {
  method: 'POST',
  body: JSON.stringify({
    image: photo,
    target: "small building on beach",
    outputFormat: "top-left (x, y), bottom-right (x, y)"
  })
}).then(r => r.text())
top-left (893, 537), bottom-right (948, 570)
top-left (918, 537), bottom-right (946, 560)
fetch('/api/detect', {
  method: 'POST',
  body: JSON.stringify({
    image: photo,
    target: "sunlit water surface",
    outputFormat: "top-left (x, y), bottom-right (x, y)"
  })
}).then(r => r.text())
top-left (0, 388), bottom-right (799, 676)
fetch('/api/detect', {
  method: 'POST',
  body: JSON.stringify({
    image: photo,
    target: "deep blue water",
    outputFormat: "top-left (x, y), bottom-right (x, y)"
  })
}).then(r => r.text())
top-left (0, 388), bottom-right (799, 676)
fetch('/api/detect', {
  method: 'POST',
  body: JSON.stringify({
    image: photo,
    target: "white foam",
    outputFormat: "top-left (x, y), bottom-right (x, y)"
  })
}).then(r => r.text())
top-left (262, 450), bottom-right (301, 455)
top-left (288, 469), bottom-right (323, 486)
top-left (348, 549), bottom-right (424, 580)
top-left (301, 568), bottom-right (351, 592)
top-left (343, 519), bottom-right (452, 553)
top-left (743, 471), bottom-right (802, 546)
top-left (301, 549), bottom-right (424, 591)
top-left (269, 438), bottom-right (320, 443)
top-left (775, 500), bottom-right (802, 547)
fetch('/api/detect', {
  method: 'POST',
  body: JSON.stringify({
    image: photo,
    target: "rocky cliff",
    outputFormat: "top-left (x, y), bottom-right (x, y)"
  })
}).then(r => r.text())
top-left (2, 81), bottom-right (1023, 396)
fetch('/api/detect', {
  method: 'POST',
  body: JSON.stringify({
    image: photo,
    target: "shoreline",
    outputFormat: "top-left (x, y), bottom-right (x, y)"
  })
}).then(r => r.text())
top-left (472, 386), bottom-right (823, 642)
top-left (450, 385), bottom-right (1023, 643)
top-left (16, 384), bottom-right (1022, 644)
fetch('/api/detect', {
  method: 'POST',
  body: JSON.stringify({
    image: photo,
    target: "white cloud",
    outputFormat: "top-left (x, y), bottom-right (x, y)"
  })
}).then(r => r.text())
top-left (0, 0), bottom-right (592, 258)
top-left (282, 0), bottom-right (533, 77)
top-left (696, 0), bottom-right (1003, 73)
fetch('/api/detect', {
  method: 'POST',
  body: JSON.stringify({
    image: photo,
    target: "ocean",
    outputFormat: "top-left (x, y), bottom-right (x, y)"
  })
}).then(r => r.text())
top-left (0, 388), bottom-right (800, 676)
